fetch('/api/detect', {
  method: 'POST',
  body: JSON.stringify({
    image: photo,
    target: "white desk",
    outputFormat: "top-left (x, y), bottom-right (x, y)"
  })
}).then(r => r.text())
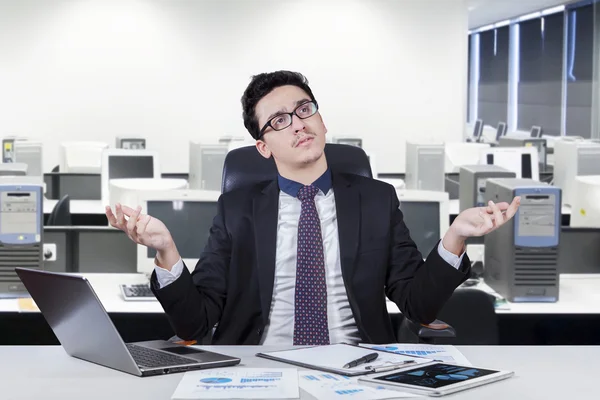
top-left (3, 272), bottom-right (600, 317)
top-left (43, 198), bottom-right (105, 214)
top-left (448, 199), bottom-right (572, 215)
top-left (386, 274), bottom-right (600, 315)
top-left (1, 345), bottom-right (598, 399)
top-left (0, 273), bottom-right (163, 314)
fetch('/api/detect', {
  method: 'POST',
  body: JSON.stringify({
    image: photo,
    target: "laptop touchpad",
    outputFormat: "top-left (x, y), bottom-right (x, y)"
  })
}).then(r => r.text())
top-left (162, 346), bottom-right (205, 356)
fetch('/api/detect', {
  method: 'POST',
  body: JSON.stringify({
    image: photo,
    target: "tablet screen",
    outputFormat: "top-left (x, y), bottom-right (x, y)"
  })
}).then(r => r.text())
top-left (374, 363), bottom-right (497, 389)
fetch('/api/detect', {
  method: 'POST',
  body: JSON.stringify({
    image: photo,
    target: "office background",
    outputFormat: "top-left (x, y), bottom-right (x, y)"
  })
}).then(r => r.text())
top-left (0, 0), bottom-right (468, 174)
top-left (1, 0), bottom-right (600, 348)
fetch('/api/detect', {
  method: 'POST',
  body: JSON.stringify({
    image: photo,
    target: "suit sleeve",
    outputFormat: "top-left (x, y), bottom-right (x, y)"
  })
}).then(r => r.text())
top-left (150, 195), bottom-right (231, 341)
top-left (384, 186), bottom-right (471, 324)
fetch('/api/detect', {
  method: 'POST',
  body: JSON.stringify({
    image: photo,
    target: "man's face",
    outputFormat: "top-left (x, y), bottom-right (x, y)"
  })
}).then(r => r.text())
top-left (255, 85), bottom-right (327, 168)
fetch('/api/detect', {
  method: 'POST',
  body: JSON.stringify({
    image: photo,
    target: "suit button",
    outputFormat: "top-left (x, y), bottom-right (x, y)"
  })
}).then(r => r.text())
top-left (257, 328), bottom-right (262, 336)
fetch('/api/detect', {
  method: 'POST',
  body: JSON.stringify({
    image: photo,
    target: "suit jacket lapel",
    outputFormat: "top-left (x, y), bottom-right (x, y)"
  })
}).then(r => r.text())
top-left (253, 180), bottom-right (279, 325)
top-left (332, 172), bottom-right (360, 286)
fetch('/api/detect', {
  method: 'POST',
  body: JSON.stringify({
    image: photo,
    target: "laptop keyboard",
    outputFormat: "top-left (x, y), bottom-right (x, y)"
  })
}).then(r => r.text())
top-left (126, 344), bottom-right (196, 368)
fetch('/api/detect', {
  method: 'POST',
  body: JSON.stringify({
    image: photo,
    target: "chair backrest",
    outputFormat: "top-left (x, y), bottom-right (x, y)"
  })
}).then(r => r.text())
top-left (221, 143), bottom-right (372, 193)
top-left (47, 195), bottom-right (72, 226)
top-left (436, 288), bottom-right (499, 345)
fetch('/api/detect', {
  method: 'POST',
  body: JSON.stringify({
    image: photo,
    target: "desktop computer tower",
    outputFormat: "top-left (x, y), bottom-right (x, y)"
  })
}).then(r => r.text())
top-left (405, 142), bottom-right (445, 192)
top-left (0, 182), bottom-right (44, 296)
top-left (483, 179), bottom-right (560, 302)
top-left (458, 165), bottom-right (515, 212)
top-left (497, 136), bottom-right (547, 171)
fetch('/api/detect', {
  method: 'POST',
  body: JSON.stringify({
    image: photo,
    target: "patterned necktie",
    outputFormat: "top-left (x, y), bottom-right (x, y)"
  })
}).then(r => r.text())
top-left (293, 184), bottom-right (330, 346)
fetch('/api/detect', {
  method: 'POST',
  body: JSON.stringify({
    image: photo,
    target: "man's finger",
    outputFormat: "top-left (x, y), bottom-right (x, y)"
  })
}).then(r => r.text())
top-left (489, 200), bottom-right (504, 227)
top-left (106, 206), bottom-right (118, 227)
top-left (504, 196), bottom-right (521, 220)
top-left (479, 210), bottom-right (494, 231)
top-left (121, 205), bottom-right (138, 217)
top-left (127, 206), bottom-right (142, 234)
top-left (137, 214), bottom-right (151, 236)
top-left (485, 202), bottom-right (510, 214)
top-left (115, 203), bottom-right (126, 226)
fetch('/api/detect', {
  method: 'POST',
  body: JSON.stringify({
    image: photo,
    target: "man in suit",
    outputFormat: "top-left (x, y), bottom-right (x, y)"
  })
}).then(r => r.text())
top-left (106, 71), bottom-right (520, 345)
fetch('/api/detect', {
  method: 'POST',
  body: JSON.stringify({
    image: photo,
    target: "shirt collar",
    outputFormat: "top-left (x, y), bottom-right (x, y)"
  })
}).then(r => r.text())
top-left (277, 168), bottom-right (332, 198)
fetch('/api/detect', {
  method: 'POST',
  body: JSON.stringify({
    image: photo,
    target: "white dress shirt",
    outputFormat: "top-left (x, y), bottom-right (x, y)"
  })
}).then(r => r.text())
top-left (155, 176), bottom-right (465, 345)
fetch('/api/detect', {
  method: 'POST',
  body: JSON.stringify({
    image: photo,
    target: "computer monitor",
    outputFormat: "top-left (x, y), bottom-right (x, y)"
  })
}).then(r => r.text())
top-left (108, 178), bottom-right (188, 210)
top-left (496, 122), bottom-right (507, 141)
top-left (405, 142), bottom-right (445, 191)
top-left (100, 149), bottom-right (160, 206)
top-left (116, 137), bottom-right (146, 150)
top-left (396, 189), bottom-right (450, 259)
top-left (470, 119), bottom-right (483, 142)
top-left (444, 143), bottom-right (490, 173)
top-left (479, 146), bottom-right (540, 181)
top-left (60, 142), bottom-right (109, 173)
top-left (135, 190), bottom-right (221, 275)
top-left (530, 125), bottom-right (543, 138)
top-left (332, 137), bottom-right (363, 148)
top-left (552, 139), bottom-right (600, 206)
top-left (188, 142), bottom-right (228, 191)
top-left (570, 175), bottom-right (600, 228)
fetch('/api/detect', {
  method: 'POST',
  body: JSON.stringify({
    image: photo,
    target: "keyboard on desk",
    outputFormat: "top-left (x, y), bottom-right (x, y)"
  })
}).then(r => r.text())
top-left (120, 284), bottom-right (155, 301)
top-left (125, 344), bottom-right (196, 368)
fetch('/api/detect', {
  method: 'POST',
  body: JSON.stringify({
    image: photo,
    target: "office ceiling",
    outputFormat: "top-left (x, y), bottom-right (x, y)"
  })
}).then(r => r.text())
top-left (468, 0), bottom-right (573, 29)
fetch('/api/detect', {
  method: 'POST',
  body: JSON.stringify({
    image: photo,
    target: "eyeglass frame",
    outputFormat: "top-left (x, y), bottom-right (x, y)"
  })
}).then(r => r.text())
top-left (258, 100), bottom-right (319, 139)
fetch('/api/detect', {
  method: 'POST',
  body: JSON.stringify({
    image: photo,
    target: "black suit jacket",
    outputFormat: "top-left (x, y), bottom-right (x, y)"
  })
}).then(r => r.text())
top-left (151, 171), bottom-right (470, 344)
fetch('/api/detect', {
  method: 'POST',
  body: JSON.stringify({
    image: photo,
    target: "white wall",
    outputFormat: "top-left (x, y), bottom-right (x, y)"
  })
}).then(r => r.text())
top-left (0, 0), bottom-right (468, 174)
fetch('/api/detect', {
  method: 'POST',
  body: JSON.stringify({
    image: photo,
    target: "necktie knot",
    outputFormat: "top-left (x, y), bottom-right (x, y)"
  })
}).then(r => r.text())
top-left (297, 185), bottom-right (319, 202)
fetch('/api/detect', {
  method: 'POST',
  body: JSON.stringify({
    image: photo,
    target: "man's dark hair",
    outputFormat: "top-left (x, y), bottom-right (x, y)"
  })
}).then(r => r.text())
top-left (241, 71), bottom-right (317, 140)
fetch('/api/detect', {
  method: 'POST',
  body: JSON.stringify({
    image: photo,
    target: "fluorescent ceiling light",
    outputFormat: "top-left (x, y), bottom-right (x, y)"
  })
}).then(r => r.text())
top-left (518, 11), bottom-right (542, 22)
top-left (542, 5), bottom-right (565, 15)
top-left (477, 24), bottom-right (495, 32)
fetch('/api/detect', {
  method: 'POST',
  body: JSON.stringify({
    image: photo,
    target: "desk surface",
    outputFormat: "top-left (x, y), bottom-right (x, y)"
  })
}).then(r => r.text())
top-left (44, 198), bottom-right (105, 214)
top-left (0, 273), bottom-right (163, 314)
top-left (2, 273), bottom-right (599, 315)
top-left (387, 274), bottom-right (600, 315)
top-left (1, 345), bottom-right (597, 399)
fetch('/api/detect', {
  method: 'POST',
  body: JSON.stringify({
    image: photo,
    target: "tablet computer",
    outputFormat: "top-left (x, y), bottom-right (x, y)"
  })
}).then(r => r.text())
top-left (358, 362), bottom-right (513, 397)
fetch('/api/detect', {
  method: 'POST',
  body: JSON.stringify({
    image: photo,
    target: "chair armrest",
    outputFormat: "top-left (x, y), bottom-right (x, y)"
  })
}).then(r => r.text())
top-left (403, 318), bottom-right (456, 340)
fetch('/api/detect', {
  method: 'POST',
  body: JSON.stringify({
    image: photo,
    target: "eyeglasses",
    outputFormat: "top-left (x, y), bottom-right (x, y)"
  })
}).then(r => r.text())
top-left (259, 101), bottom-right (319, 138)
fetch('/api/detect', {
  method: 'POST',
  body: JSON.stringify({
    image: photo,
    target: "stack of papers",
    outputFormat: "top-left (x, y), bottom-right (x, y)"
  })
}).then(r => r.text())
top-left (171, 368), bottom-right (299, 399)
top-left (299, 370), bottom-right (418, 399)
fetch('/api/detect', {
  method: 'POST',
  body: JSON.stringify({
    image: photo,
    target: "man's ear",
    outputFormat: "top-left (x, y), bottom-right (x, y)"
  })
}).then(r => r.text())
top-left (255, 139), bottom-right (272, 159)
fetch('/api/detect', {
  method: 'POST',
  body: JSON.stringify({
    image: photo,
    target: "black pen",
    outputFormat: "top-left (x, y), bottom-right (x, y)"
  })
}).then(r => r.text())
top-left (343, 352), bottom-right (379, 369)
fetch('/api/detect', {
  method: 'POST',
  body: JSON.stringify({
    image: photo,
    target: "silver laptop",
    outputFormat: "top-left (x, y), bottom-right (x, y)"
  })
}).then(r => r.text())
top-left (15, 268), bottom-right (240, 377)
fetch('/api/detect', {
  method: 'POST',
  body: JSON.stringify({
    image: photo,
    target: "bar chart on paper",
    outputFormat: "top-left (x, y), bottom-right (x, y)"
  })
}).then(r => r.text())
top-left (299, 371), bottom-right (414, 399)
top-left (359, 344), bottom-right (471, 365)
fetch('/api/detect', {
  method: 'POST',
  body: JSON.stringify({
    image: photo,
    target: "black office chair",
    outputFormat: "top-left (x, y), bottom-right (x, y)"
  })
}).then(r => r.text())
top-left (46, 195), bottom-right (72, 226)
top-left (220, 143), bottom-right (455, 344)
top-left (436, 288), bottom-right (499, 345)
top-left (221, 143), bottom-right (373, 193)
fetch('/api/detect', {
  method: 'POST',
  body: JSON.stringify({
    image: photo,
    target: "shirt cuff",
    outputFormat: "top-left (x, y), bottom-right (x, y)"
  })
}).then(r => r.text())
top-left (154, 258), bottom-right (184, 288)
top-left (437, 241), bottom-right (465, 270)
